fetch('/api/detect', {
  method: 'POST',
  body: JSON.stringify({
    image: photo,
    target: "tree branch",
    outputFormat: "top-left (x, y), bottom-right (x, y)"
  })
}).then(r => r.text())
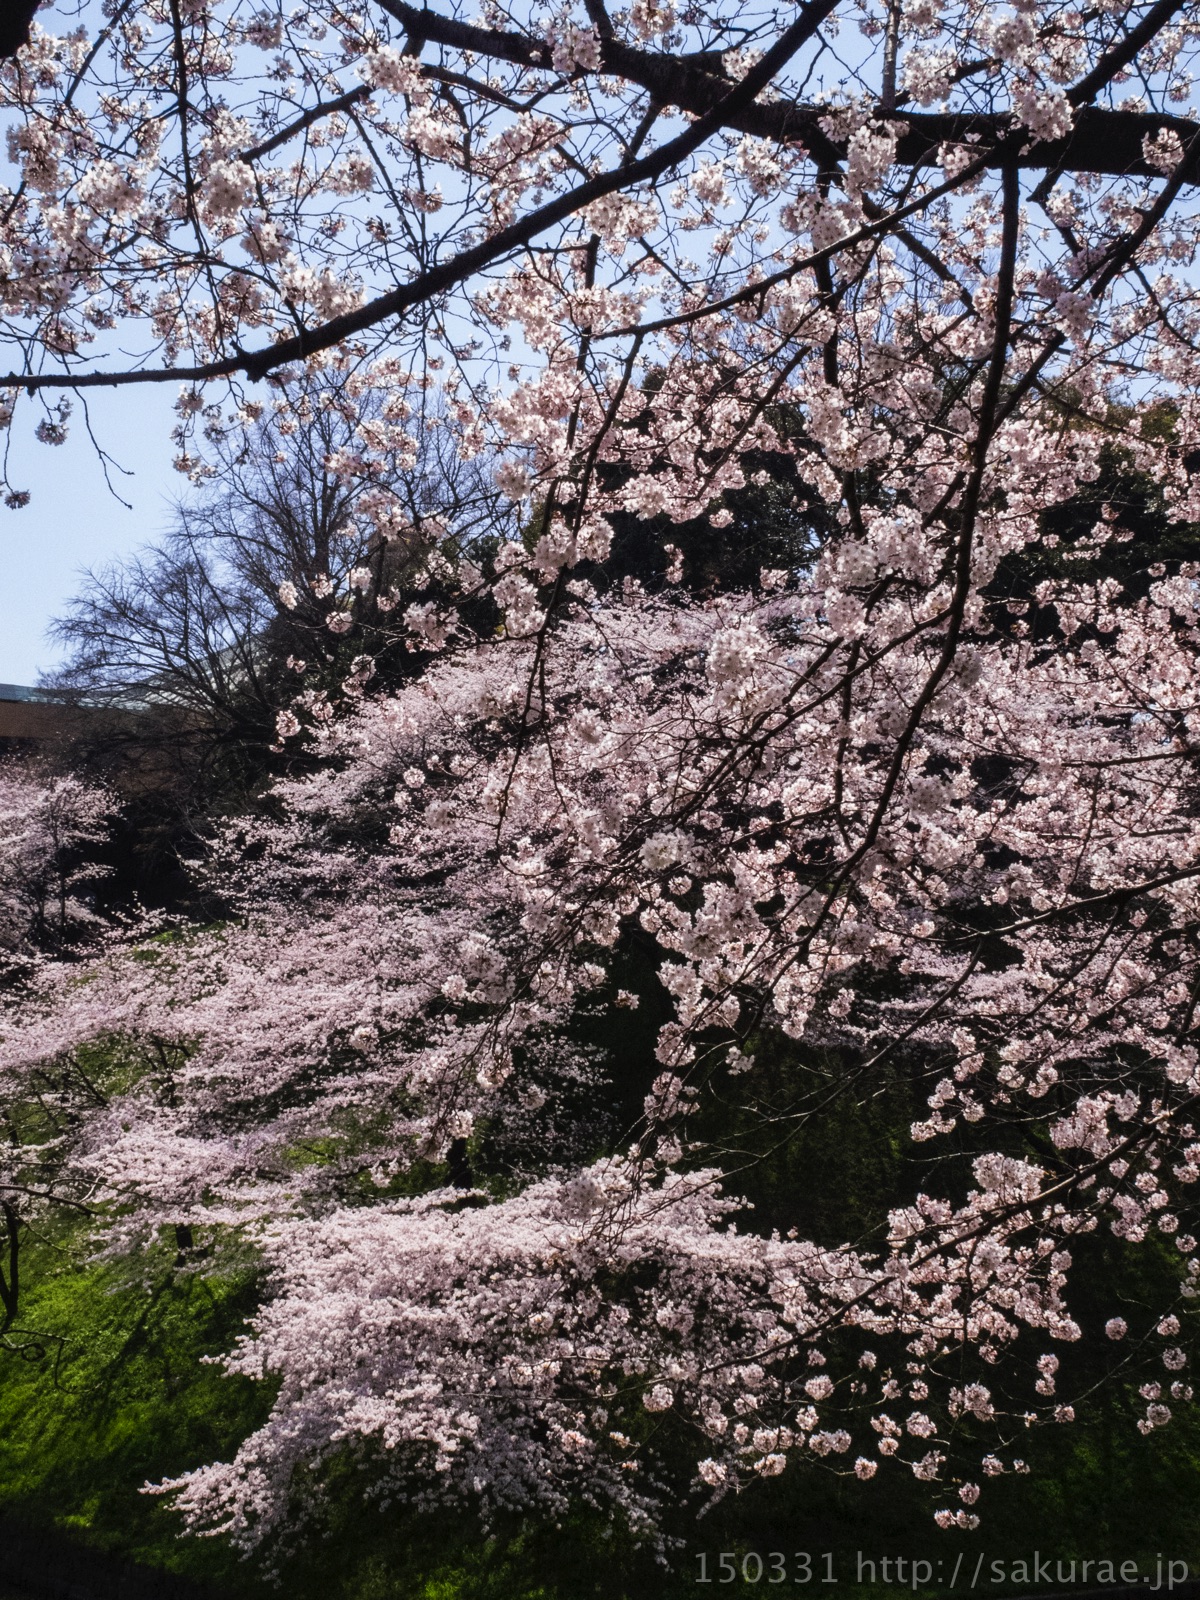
top-left (0, 0), bottom-right (39, 61)
top-left (0, 0), bottom-right (839, 393)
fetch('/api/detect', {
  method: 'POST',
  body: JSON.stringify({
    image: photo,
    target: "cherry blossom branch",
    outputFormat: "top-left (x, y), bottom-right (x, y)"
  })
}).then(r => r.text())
top-left (0, 0), bottom-right (837, 393)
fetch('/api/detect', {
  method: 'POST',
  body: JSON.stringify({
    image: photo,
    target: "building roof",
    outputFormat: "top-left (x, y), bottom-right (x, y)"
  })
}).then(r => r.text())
top-left (0, 683), bottom-right (61, 704)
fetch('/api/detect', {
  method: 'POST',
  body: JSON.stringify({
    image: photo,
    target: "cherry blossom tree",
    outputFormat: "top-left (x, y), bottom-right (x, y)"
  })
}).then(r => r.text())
top-left (0, 761), bottom-right (112, 1353)
top-left (0, 763), bottom-right (110, 959)
top-left (6, 559), bottom-right (1200, 1539)
top-left (4, 0), bottom-right (1200, 1557)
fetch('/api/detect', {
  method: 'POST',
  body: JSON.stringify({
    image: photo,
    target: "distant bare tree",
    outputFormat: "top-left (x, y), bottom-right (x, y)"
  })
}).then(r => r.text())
top-left (46, 373), bottom-right (508, 807)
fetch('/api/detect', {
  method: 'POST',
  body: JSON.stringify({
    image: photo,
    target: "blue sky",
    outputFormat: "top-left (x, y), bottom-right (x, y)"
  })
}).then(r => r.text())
top-left (0, 384), bottom-right (179, 684)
